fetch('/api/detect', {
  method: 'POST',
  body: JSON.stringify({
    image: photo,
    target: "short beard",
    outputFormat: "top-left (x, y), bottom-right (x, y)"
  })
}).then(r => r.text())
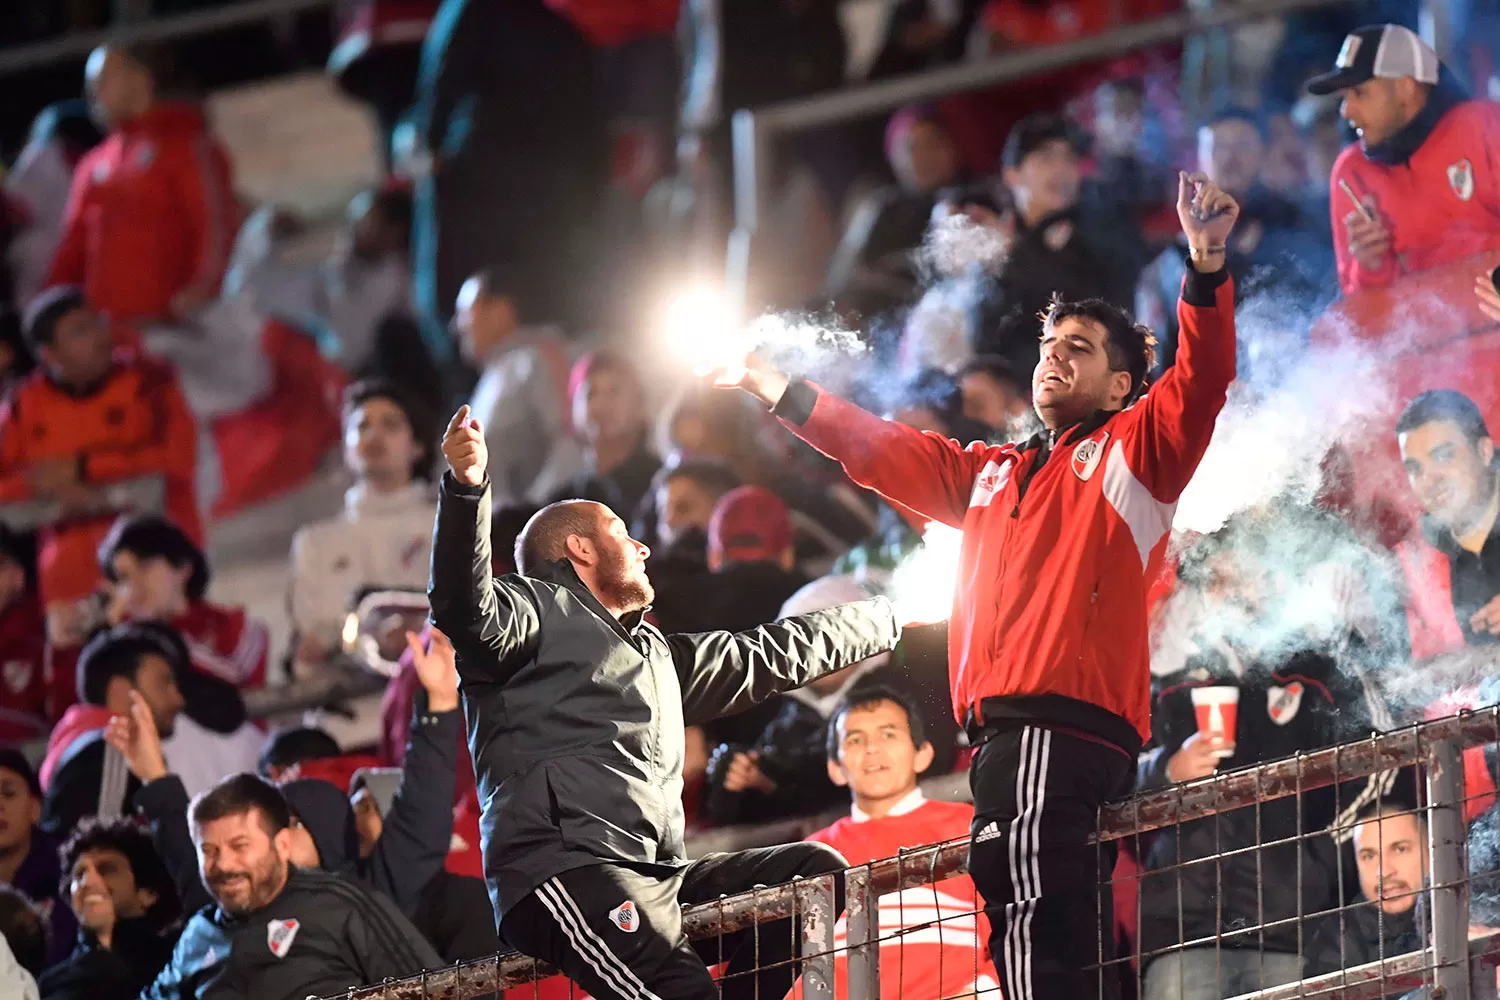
top-left (211, 855), bottom-right (287, 917)
top-left (596, 550), bottom-right (654, 614)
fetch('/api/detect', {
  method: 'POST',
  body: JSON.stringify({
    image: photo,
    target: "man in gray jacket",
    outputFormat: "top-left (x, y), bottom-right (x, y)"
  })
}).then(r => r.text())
top-left (431, 404), bottom-right (907, 1000)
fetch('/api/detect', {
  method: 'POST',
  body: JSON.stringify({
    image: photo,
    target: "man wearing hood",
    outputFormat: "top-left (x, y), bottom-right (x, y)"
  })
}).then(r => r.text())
top-left (46, 44), bottom-right (238, 327)
top-left (1310, 24), bottom-right (1500, 297)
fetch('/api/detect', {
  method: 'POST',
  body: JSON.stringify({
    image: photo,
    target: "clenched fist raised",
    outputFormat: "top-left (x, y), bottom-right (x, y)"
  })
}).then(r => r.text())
top-left (443, 405), bottom-right (488, 486)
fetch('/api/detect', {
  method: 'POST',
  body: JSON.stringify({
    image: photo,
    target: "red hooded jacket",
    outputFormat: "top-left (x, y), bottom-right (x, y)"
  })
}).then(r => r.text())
top-left (40, 703), bottom-right (115, 790)
top-left (46, 102), bottom-right (237, 325)
top-left (773, 267), bottom-right (1235, 751)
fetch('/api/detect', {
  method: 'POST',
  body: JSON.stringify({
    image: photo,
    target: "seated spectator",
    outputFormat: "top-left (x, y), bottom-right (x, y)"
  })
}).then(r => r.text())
top-left (348, 766), bottom-right (499, 962)
top-left (1393, 390), bottom-right (1500, 658)
top-left (40, 622), bottom-right (234, 836)
top-left (801, 685), bottom-right (997, 999)
top-left (1309, 799), bottom-right (1426, 993)
top-left (46, 44), bottom-right (237, 329)
top-left (1091, 77), bottom-right (1176, 228)
top-left (958, 355), bottom-right (1033, 441)
top-left (453, 269), bottom-right (580, 506)
top-left (1137, 512), bottom-right (1398, 1000)
top-left (3, 101), bottom-right (103, 309)
top-left (700, 486), bottom-right (810, 628)
top-left (1307, 25), bottom-right (1500, 300)
top-left (1138, 106), bottom-right (1333, 379)
top-left (137, 773), bottom-right (441, 999)
top-left (549, 350), bottom-right (661, 518)
top-left (703, 576), bottom-right (891, 827)
top-left (228, 187), bottom-right (442, 413)
top-left (0, 288), bottom-right (199, 615)
top-left (0, 525), bottom-right (47, 742)
top-left (641, 458), bottom-right (742, 632)
top-left (826, 106), bottom-right (962, 310)
top-left (257, 727), bottom-right (378, 786)
top-left (289, 380), bottom-right (436, 670)
top-left (98, 513), bottom-right (269, 688)
top-left (0, 886), bottom-right (43, 999)
top-left (0, 749), bottom-right (76, 965)
top-left (38, 817), bottom-right (179, 1000)
top-left (972, 114), bottom-right (1146, 370)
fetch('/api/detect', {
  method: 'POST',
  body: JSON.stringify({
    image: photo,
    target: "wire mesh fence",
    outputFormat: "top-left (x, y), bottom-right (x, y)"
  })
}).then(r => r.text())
top-left (317, 706), bottom-right (1500, 1000)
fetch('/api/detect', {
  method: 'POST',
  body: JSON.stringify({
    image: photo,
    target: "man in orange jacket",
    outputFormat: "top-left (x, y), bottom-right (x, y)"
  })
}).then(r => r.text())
top-left (0, 287), bottom-right (199, 612)
top-left (46, 44), bottom-right (238, 329)
top-left (725, 172), bottom-right (1239, 1000)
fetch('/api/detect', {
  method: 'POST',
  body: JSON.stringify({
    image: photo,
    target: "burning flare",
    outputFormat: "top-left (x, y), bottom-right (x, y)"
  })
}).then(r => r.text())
top-left (889, 521), bottom-right (965, 625)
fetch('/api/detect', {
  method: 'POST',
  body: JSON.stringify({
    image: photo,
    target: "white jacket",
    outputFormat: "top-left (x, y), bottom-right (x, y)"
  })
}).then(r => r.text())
top-left (288, 481), bottom-right (438, 647)
top-left (0, 935), bottom-right (38, 1000)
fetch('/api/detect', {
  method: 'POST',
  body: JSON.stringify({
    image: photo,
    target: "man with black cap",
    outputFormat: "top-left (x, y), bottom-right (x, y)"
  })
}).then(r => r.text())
top-left (969, 113), bottom-right (1147, 370)
top-left (1308, 23), bottom-right (1500, 295)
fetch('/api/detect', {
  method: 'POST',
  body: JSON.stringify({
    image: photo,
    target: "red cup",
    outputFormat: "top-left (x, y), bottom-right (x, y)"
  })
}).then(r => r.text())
top-left (1190, 686), bottom-right (1239, 758)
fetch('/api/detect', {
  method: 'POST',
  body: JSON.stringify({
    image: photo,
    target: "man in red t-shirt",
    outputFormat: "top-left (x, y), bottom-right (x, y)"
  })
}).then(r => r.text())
top-left (799, 685), bottom-right (998, 1000)
top-left (0, 526), bottom-right (47, 742)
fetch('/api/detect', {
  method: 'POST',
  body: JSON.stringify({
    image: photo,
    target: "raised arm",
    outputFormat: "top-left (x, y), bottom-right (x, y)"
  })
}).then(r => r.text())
top-left (428, 407), bottom-right (542, 679)
top-left (668, 597), bottom-right (901, 726)
top-left (1127, 172), bottom-right (1239, 504)
top-left (732, 366), bottom-right (993, 529)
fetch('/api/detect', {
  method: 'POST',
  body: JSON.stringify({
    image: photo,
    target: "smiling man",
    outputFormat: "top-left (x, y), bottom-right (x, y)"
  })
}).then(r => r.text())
top-left (726, 171), bottom-right (1238, 1000)
top-left (1393, 389), bottom-right (1500, 656)
top-left (140, 772), bottom-right (439, 1000)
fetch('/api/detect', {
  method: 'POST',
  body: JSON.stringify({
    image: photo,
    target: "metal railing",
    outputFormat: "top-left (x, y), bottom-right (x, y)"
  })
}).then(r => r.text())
top-left (0, 0), bottom-right (336, 77)
top-left (723, 0), bottom-right (1363, 311)
top-left (316, 704), bottom-right (1500, 999)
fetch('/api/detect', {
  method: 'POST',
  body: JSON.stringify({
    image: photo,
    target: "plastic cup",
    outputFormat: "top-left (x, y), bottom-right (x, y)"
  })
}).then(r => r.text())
top-left (1191, 686), bottom-right (1240, 758)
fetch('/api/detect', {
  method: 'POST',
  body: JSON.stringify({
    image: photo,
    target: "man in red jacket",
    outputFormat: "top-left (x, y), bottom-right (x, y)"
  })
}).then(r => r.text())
top-left (726, 171), bottom-right (1239, 1000)
top-left (1308, 24), bottom-right (1500, 295)
top-left (47, 44), bottom-right (237, 327)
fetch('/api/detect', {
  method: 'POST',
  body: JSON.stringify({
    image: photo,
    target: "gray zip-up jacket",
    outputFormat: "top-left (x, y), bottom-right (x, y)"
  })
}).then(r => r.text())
top-left (428, 474), bottom-right (901, 925)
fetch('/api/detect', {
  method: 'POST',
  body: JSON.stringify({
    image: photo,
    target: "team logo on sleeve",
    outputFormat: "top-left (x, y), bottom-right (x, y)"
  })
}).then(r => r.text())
top-left (968, 460), bottom-right (1011, 508)
top-left (267, 918), bottom-right (300, 957)
top-left (1071, 433), bottom-right (1109, 482)
top-left (2, 660), bottom-right (32, 694)
top-left (1449, 159), bottom-right (1475, 201)
top-left (609, 901), bottom-right (640, 934)
top-left (1267, 682), bottom-right (1304, 725)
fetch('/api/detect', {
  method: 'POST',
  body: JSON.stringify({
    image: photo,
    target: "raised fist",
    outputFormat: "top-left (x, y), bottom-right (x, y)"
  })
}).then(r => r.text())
top-left (442, 405), bottom-right (487, 486)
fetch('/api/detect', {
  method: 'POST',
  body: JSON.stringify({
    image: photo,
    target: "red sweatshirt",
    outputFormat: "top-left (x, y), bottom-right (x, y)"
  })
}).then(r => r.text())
top-left (799, 795), bottom-right (997, 1000)
top-left (774, 267), bottom-right (1235, 750)
top-left (172, 600), bottom-right (269, 689)
top-left (0, 353), bottom-right (201, 604)
top-left (46, 102), bottom-right (237, 325)
top-left (1331, 100), bottom-right (1500, 294)
top-left (0, 595), bottom-right (48, 743)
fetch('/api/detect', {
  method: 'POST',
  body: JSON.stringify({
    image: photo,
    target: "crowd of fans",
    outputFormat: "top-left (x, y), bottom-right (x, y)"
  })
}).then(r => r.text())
top-left (0, 0), bottom-right (1499, 998)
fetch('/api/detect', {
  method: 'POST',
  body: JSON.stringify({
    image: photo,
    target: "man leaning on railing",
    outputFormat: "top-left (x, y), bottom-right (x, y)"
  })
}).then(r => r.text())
top-left (428, 404), bottom-right (914, 999)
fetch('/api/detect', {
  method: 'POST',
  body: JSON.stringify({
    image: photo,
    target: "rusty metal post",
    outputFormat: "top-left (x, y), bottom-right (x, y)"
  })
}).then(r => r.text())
top-left (794, 873), bottom-right (838, 997)
top-left (1427, 738), bottom-right (1469, 999)
top-left (844, 864), bottom-right (879, 1000)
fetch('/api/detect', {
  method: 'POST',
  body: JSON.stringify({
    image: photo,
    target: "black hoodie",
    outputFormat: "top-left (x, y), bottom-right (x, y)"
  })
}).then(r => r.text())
top-left (37, 916), bottom-right (176, 1000)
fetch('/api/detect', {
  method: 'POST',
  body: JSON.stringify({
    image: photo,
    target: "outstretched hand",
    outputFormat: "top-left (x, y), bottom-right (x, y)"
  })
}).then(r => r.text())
top-left (103, 690), bottom-right (169, 783)
top-left (443, 405), bottom-right (487, 486)
top-left (712, 353), bottom-right (791, 409)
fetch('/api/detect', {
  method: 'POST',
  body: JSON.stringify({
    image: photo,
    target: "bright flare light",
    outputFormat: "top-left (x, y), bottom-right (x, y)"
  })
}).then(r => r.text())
top-left (888, 522), bottom-right (964, 625)
top-left (659, 285), bottom-right (752, 382)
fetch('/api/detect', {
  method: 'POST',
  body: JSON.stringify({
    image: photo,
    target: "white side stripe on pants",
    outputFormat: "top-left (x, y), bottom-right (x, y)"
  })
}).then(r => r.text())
top-left (541, 878), bottom-right (666, 1000)
top-left (535, 880), bottom-right (637, 999)
top-left (1002, 726), bottom-right (1052, 1000)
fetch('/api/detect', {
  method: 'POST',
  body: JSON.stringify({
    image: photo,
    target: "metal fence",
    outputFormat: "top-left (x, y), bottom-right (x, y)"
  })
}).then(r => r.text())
top-left (314, 705), bottom-right (1500, 1000)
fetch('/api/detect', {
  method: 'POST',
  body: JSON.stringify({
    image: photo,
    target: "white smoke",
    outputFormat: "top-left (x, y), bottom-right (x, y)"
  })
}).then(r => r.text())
top-left (921, 212), bottom-right (1013, 279)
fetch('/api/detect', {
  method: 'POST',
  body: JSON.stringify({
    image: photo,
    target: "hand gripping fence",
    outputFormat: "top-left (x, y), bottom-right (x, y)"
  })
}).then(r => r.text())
top-left (316, 706), bottom-right (1500, 1000)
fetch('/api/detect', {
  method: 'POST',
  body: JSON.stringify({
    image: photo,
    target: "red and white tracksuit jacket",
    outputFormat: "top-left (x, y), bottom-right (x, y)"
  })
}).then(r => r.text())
top-left (47, 102), bottom-right (237, 325)
top-left (774, 266), bottom-right (1236, 752)
top-left (796, 793), bottom-right (999, 999)
top-left (1330, 99), bottom-right (1500, 295)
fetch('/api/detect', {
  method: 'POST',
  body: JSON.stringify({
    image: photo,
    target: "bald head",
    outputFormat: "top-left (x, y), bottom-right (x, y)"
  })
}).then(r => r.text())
top-left (515, 501), bottom-right (607, 576)
top-left (86, 44), bottom-right (157, 129)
